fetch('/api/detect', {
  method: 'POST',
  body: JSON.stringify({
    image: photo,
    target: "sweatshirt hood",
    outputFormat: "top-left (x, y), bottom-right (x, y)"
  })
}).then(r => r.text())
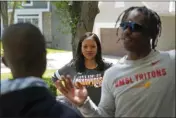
top-left (1, 76), bottom-right (48, 95)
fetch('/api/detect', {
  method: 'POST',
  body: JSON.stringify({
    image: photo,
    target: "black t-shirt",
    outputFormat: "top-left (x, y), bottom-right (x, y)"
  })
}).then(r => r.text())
top-left (52, 61), bottom-right (112, 105)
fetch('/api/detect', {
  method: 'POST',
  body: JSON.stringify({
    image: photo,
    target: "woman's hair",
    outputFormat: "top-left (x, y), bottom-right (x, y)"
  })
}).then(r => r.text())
top-left (115, 6), bottom-right (162, 50)
top-left (74, 32), bottom-right (105, 72)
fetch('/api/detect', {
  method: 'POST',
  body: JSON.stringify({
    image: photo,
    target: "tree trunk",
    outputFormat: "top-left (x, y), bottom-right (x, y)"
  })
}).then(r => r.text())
top-left (0, 1), bottom-right (8, 30)
top-left (70, 1), bottom-right (99, 59)
top-left (9, 1), bottom-right (17, 25)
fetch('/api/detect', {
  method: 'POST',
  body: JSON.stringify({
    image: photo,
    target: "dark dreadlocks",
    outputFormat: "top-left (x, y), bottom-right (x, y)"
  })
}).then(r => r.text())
top-left (115, 6), bottom-right (162, 50)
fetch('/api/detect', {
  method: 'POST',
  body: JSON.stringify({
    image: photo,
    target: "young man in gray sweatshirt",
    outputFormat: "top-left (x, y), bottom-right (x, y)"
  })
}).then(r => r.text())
top-left (55, 6), bottom-right (175, 117)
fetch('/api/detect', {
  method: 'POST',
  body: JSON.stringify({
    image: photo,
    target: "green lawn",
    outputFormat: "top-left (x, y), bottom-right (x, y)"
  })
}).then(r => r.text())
top-left (0, 41), bottom-right (67, 55)
top-left (1, 69), bottom-right (61, 95)
top-left (1, 69), bottom-right (57, 80)
top-left (47, 48), bottom-right (67, 54)
top-left (1, 48), bottom-right (66, 56)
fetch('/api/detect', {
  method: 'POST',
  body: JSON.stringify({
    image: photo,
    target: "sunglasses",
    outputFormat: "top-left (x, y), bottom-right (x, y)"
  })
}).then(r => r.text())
top-left (120, 21), bottom-right (147, 32)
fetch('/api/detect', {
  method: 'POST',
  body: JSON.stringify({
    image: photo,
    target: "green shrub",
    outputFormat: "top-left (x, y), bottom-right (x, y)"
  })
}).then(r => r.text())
top-left (43, 77), bottom-right (57, 96)
top-left (1, 69), bottom-right (58, 96)
top-left (0, 40), bottom-right (3, 56)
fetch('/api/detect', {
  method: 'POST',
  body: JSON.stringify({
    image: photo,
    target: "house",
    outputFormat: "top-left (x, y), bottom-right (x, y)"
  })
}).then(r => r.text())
top-left (1, 1), bottom-right (72, 50)
top-left (93, 1), bottom-right (175, 56)
top-left (1, 1), bottom-right (175, 56)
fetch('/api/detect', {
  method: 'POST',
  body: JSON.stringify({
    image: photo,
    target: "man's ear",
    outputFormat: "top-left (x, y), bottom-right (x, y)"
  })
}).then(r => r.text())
top-left (2, 56), bottom-right (8, 67)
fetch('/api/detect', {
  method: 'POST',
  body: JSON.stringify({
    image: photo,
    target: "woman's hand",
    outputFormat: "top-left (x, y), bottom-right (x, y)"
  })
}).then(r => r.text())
top-left (55, 75), bottom-right (88, 106)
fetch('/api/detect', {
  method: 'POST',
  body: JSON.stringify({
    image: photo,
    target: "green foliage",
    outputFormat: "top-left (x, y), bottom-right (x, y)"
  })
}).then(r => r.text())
top-left (52, 1), bottom-right (71, 34)
top-left (41, 69), bottom-right (58, 96)
top-left (52, 1), bottom-right (80, 35)
top-left (43, 77), bottom-right (57, 96)
top-left (8, 1), bottom-right (23, 9)
top-left (0, 40), bottom-right (3, 56)
top-left (1, 69), bottom-right (58, 96)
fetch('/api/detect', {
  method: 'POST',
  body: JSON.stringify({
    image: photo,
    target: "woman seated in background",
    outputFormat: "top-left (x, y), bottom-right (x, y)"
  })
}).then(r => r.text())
top-left (51, 32), bottom-right (112, 107)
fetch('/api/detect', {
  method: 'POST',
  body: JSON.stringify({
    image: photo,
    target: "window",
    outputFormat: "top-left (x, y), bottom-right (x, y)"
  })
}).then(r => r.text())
top-left (22, 1), bottom-right (33, 6)
top-left (32, 18), bottom-right (39, 27)
top-left (15, 13), bottom-right (42, 32)
top-left (17, 15), bottom-right (39, 28)
top-left (17, 18), bottom-right (24, 23)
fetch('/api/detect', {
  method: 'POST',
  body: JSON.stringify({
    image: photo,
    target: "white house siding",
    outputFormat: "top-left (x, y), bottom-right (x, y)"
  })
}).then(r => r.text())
top-left (93, 2), bottom-right (175, 56)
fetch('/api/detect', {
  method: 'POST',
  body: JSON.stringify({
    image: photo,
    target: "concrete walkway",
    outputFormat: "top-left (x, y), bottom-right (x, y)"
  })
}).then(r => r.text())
top-left (1, 52), bottom-right (121, 73)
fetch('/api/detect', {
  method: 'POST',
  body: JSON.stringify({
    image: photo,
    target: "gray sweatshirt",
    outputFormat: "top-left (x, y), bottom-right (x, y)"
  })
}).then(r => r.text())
top-left (77, 50), bottom-right (175, 117)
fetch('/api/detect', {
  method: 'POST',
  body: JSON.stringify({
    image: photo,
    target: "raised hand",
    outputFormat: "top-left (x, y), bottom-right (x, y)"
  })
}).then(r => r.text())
top-left (55, 75), bottom-right (88, 106)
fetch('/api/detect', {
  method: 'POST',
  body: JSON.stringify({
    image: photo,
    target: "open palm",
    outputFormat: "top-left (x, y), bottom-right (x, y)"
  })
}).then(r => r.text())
top-left (55, 75), bottom-right (88, 106)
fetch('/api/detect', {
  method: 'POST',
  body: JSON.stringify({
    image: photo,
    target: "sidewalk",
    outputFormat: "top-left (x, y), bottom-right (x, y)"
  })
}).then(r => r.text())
top-left (1, 52), bottom-right (121, 73)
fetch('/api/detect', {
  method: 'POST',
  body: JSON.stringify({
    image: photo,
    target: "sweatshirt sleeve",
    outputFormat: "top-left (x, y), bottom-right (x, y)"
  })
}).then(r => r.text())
top-left (51, 70), bottom-right (61, 83)
top-left (77, 70), bottom-right (115, 117)
top-left (51, 60), bottom-right (75, 83)
top-left (168, 50), bottom-right (175, 62)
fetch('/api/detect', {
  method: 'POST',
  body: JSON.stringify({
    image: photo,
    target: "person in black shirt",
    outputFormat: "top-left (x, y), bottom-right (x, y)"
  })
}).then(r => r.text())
top-left (52, 32), bottom-right (112, 106)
